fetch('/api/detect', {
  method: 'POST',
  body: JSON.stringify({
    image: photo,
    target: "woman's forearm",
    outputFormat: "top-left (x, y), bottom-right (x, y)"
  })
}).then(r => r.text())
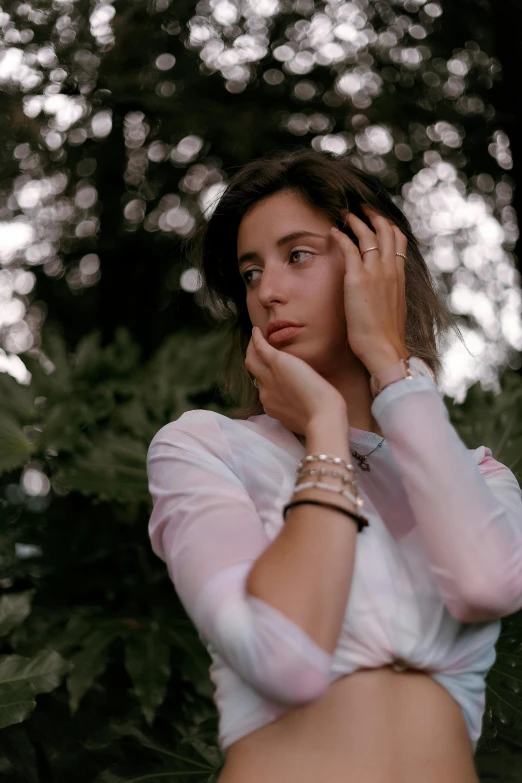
top-left (245, 409), bottom-right (360, 655)
top-left (372, 375), bottom-right (522, 622)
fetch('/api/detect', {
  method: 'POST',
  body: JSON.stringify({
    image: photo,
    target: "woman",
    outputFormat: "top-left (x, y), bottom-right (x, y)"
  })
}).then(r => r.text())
top-left (147, 149), bottom-right (522, 783)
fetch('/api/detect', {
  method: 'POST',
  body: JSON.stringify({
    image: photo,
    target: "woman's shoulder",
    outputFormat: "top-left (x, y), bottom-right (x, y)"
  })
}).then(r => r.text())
top-left (148, 408), bottom-right (261, 455)
top-left (150, 408), bottom-right (223, 444)
top-left (148, 410), bottom-right (299, 470)
top-left (145, 410), bottom-right (280, 489)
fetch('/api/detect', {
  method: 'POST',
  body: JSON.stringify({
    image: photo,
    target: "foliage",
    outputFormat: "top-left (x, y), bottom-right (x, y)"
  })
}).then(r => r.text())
top-left (1, 0), bottom-right (522, 780)
top-left (0, 0), bottom-right (520, 387)
top-left (0, 326), bottom-right (521, 781)
top-left (0, 326), bottom-right (231, 783)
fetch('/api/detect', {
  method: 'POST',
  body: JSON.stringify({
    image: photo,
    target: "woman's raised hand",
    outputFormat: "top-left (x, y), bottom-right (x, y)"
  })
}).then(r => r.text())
top-left (245, 327), bottom-right (347, 436)
top-left (331, 205), bottom-right (409, 376)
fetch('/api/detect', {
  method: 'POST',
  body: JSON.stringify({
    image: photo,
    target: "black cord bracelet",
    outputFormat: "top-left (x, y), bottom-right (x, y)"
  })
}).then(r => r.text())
top-left (282, 499), bottom-right (369, 533)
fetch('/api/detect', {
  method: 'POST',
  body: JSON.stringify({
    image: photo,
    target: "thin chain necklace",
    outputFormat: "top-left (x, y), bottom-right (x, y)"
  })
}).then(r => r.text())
top-left (351, 437), bottom-right (385, 472)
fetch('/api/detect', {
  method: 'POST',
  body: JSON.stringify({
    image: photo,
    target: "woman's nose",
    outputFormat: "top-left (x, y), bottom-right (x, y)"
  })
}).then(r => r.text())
top-left (256, 264), bottom-right (290, 305)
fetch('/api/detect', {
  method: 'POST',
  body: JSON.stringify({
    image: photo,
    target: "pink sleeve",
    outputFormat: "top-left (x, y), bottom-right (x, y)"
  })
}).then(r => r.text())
top-left (372, 375), bottom-right (522, 623)
top-left (146, 410), bottom-right (331, 705)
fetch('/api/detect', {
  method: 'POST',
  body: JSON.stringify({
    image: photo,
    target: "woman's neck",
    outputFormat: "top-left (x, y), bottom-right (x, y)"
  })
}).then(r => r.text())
top-left (291, 353), bottom-right (384, 445)
top-left (325, 356), bottom-right (384, 438)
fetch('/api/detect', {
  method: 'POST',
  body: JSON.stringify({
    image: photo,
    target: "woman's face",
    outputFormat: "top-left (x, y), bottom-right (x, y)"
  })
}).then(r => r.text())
top-left (237, 189), bottom-right (351, 375)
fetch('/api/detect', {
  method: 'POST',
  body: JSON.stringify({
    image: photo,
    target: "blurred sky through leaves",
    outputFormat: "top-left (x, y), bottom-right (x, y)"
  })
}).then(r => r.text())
top-left (0, 0), bottom-right (520, 401)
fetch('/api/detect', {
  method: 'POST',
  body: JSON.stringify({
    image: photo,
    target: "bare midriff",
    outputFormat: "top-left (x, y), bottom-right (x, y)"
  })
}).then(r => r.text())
top-left (217, 665), bottom-right (481, 783)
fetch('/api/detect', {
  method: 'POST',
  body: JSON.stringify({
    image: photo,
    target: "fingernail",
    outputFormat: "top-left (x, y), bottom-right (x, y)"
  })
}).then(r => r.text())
top-left (252, 326), bottom-right (256, 334)
top-left (331, 226), bottom-right (339, 233)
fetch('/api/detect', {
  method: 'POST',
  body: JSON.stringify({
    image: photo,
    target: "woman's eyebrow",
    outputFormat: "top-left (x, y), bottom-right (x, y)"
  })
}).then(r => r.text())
top-left (237, 231), bottom-right (326, 267)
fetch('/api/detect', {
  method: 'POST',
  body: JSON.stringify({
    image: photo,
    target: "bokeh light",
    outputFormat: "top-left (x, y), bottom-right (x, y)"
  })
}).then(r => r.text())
top-left (0, 0), bottom-right (519, 403)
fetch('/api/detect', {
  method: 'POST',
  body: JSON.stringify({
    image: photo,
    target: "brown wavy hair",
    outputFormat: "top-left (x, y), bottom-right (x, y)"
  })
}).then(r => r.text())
top-left (183, 148), bottom-right (462, 419)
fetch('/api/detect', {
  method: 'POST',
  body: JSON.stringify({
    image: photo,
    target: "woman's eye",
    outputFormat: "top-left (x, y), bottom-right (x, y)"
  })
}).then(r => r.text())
top-left (242, 250), bottom-right (312, 285)
top-left (290, 250), bottom-right (311, 263)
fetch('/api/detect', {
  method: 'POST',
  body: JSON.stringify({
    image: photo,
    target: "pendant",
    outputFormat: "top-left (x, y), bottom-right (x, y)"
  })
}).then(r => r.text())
top-left (352, 451), bottom-right (370, 471)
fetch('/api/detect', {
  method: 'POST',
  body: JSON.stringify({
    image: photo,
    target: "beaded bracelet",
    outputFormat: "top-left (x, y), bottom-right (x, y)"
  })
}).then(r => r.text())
top-left (287, 449), bottom-right (369, 532)
top-left (296, 453), bottom-right (354, 475)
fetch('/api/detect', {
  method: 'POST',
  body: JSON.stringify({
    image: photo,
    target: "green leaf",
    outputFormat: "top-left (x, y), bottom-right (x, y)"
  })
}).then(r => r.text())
top-left (0, 683), bottom-right (36, 730)
top-left (49, 611), bottom-right (103, 656)
top-left (484, 614), bottom-right (522, 738)
top-left (95, 765), bottom-right (217, 783)
top-left (124, 622), bottom-right (171, 726)
top-left (53, 434), bottom-right (149, 503)
top-left (166, 627), bottom-right (214, 701)
top-left (93, 729), bottom-right (221, 783)
top-left (0, 724), bottom-right (39, 783)
top-left (0, 649), bottom-right (69, 728)
top-left (74, 328), bottom-right (142, 379)
top-left (29, 329), bottom-right (73, 396)
top-left (0, 413), bottom-right (34, 474)
top-left (0, 590), bottom-right (35, 636)
top-left (38, 402), bottom-right (95, 453)
top-left (66, 626), bottom-right (122, 713)
top-left (0, 374), bottom-right (36, 421)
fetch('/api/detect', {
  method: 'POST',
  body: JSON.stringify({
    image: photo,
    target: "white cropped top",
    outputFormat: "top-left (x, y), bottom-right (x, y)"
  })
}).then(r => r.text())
top-left (147, 375), bottom-right (522, 754)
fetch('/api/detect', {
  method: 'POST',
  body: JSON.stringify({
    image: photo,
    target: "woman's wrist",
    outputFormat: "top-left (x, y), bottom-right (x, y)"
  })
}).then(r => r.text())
top-left (361, 344), bottom-right (409, 377)
top-left (305, 406), bottom-right (349, 441)
top-left (300, 410), bottom-right (359, 514)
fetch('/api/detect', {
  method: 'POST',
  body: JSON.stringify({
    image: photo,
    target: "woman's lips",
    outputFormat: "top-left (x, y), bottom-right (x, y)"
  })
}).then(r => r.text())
top-left (268, 326), bottom-right (303, 344)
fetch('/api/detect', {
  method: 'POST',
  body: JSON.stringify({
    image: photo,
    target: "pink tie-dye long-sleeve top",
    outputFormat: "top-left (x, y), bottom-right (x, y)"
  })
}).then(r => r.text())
top-left (147, 374), bottom-right (522, 753)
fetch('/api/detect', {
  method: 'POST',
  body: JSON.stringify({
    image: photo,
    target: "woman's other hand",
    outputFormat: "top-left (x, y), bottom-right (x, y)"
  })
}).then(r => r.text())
top-left (245, 327), bottom-right (347, 436)
top-left (331, 205), bottom-right (409, 376)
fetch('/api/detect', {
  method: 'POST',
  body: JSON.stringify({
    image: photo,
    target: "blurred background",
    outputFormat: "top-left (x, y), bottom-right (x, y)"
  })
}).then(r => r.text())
top-left (0, 2), bottom-right (521, 781)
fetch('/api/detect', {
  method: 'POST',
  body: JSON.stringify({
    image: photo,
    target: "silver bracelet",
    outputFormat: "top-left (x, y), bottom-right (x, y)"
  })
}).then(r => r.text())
top-left (294, 451), bottom-right (364, 509)
top-left (297, 467), bottom-right (358, 488)
top-left (292, 480), bottom-right (363, 509)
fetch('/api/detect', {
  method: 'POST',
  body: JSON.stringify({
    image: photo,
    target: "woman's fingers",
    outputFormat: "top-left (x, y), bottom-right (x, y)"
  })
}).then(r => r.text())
top-left (344, 211), bottom-right (380, 265)
top-left (389, 224), bottom-right (408, 277)
top-left (245, 329), bottom-right (265, 380)
top-left (246, 325), bottom-right (283, 383)
top-left (330, 226), bottom-right (365, 280)
top-left (346, 207), bottom-right (409, 273)
top-left (359, 205), bottom-right (396, 264)
top-left (391, 224), bottom-right (408, 255)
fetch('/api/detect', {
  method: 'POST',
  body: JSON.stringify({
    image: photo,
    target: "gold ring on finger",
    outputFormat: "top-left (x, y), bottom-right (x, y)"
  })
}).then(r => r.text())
top-left (395, 252), bottom-right (407, 260)
top-left (360, 246), bottom-right (379, 256)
